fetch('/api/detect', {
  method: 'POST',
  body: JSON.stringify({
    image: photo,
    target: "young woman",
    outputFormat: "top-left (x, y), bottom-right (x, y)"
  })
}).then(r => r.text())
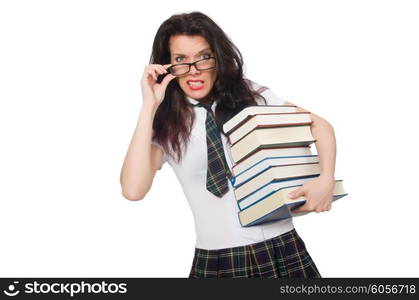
top-left (120, 11), bottom-right (337, 278)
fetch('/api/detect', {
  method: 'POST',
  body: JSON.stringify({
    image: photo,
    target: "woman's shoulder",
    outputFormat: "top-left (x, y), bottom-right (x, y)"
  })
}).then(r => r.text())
top-left (245, 78), bottom-right (267, 92)
top-left (244, 78), bottom-right (287, 105)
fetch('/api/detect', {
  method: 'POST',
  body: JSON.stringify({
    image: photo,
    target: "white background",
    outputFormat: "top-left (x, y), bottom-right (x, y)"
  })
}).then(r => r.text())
top-left (1, 0), bottom-right (418, 277)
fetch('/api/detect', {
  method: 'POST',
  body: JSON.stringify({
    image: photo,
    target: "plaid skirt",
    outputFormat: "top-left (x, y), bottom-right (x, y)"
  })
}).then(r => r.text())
top-left (188, 228), bottom-right (321, 278)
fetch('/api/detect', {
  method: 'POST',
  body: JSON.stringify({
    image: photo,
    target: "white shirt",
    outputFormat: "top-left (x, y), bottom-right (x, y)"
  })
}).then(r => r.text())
top-left (151, 80), bottom-right (295, 250)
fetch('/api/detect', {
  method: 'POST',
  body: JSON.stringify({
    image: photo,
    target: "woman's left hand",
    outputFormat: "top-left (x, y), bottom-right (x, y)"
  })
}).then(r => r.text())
top-left (289, 174), bottom-right (335, 213)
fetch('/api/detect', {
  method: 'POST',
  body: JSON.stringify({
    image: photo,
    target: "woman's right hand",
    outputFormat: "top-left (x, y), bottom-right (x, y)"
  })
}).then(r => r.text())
top-left (141, 63), bottom-right (176, 109)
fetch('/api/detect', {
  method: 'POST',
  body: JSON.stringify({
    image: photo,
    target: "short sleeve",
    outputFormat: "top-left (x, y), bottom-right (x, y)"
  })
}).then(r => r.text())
top-left (151, 130), bottom-right (168, 170)
top-left (246, 79), bottom-right (287, 105)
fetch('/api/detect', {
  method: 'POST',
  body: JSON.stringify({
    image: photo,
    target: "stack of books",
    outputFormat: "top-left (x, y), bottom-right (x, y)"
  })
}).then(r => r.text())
top-left (223, 105), bottom-right (348, 227)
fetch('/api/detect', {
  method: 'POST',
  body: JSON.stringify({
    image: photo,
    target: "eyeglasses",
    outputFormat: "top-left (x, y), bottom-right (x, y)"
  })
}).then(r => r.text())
top-left (168, 56), bottom-right (216, 76)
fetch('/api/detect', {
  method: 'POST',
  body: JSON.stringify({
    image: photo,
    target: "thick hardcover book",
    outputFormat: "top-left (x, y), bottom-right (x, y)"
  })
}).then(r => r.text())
top-left (229, 112), bottom-right (312, 145)
top-left (238, 180), bottom-right (348, 227)
top-left (231, 146), bottom-right (313, 176)
top-left (229, 125), bottom-right (316, 163)
top-left (237, 175), bottom-right (320, 210)
top-left (232, 155), bottom-right (320, 188)
top-left (234, 162), bottom-right (321, 201)
top-left (223, 105), bottom-right (297, 135)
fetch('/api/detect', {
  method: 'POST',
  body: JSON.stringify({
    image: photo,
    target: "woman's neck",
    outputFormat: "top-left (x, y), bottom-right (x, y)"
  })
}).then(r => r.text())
top-left (196, 93), bottom-right (214, 105)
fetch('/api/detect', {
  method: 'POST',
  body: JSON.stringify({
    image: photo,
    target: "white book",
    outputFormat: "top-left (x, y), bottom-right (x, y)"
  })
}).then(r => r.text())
top-left (231, 146), bottom-right (313, 176)
top-left (229, 125), bottom-right (315, 164)
top-left (234, 163), bottom-right (321, 201)
top-left (238, 180), bottom-right (348, 227)
top-left (237, 176), bottom-right (320, 210)
top-left (232, 155), bottom-right (320, 188)
top-left (229, 112), bottom-right (312, 145)
top-left (223, 105), bottom-right (297, 134)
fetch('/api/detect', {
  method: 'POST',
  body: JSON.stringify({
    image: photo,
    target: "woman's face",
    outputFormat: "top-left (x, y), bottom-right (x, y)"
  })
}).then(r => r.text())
top-left (169, 34), bottom-right (217, 100)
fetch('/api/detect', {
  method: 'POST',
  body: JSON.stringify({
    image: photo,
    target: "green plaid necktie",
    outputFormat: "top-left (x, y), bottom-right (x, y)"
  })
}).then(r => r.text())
top-left (195, 101), bottom-right (233, 198)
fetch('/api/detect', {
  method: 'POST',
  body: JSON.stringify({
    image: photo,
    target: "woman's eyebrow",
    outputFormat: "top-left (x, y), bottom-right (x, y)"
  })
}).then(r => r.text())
top-left (173, 48), bottom-right (212, 57)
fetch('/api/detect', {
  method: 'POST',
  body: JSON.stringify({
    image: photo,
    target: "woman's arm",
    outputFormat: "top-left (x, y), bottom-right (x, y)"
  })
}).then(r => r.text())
top-left (284, 100), bottom-right (337, 213)
top-left (120, 63), bottom-right (175, 201)
top-left (120, 104), bottom-right (162, 201)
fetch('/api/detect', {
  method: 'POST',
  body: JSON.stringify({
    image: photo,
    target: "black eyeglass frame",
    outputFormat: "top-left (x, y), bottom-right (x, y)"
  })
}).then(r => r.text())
top-left (167, 56), bottom-right (217, 76)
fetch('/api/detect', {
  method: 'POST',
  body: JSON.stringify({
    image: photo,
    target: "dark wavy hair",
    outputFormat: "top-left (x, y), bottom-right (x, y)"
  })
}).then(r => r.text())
top-left (150, 11), bottom-right (268, 163)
